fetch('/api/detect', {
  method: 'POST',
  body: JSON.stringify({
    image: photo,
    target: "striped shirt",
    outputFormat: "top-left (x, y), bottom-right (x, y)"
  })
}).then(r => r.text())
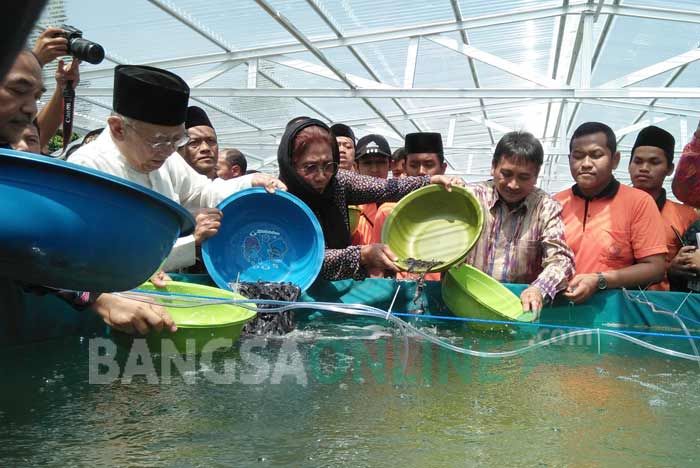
top-left (464, 181), bottom-right (575, 299)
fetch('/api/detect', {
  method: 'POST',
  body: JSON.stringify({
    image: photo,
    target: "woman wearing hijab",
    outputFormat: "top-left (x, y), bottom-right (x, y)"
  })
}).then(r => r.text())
top-left (278, 118), bottom-right (464, 280)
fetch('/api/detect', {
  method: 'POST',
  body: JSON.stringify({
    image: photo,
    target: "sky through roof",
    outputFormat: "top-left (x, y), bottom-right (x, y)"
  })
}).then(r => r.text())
top-left (35, 0), bottom-right (700, 194)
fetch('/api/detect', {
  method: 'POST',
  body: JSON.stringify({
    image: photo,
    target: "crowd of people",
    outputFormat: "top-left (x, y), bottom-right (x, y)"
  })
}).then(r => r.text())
top-left (2, 24), bottom-right (700, 337)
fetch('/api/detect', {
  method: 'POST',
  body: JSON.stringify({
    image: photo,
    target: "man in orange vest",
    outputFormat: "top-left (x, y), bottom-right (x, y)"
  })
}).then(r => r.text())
top-left (628, 125), bottom-right (698, 290)
top-left (554, 122), bottom-right (667, 304)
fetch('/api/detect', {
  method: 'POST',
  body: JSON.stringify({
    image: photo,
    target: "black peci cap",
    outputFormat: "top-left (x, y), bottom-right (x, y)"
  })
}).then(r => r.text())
top-left (113, 65), bottom-right (190, 126)
top-left (632, 125), bottom-right (676, 164)
top-left (330, 123), bottom-right (356, 144)
top-left (404, 132), bottom-right (443, 158)
top-left (185, 106), bottom-right (213, 129)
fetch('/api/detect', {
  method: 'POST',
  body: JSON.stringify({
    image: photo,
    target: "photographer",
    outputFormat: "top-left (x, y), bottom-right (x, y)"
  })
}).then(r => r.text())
top-left (31, 26), bottom-right (80, 151)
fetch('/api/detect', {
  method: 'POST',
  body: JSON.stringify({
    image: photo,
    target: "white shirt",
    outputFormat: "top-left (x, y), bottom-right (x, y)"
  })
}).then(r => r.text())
top-left (69, 129), bottom-right (253, 270)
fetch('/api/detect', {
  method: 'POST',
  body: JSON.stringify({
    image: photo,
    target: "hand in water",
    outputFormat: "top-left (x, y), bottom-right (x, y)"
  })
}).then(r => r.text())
top-left (520, 286), bottom-right (544, 320)
top-left (563, 274), bottom-right (598, 304)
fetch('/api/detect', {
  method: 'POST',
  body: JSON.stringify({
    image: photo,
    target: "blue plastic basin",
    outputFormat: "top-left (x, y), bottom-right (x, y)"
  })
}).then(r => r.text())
top-left (202, 188), bottom-right (324, 292)
top-left (0, 149), bottom-right (195, 292)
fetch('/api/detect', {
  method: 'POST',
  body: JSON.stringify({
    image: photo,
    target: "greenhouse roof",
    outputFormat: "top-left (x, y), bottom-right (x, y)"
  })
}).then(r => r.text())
top-left (37, 0), bottom-right (700, 193)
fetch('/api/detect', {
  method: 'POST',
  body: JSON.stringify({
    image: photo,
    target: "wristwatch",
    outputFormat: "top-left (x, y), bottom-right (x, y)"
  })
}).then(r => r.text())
top-left (596, 272), bottom-right (608, 291)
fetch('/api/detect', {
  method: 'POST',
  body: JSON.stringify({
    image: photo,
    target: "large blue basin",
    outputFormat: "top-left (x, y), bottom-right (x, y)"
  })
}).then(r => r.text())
top-left (0, 149), bottom-right (195, 292)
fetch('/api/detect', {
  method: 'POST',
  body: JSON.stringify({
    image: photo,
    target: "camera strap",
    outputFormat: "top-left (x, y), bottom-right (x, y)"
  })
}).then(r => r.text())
top-left (61, 80), bottom-right (75, 155)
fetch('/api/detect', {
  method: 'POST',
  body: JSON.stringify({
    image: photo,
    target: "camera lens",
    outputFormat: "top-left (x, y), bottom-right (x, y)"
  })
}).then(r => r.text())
top-left (68, 37), bottom-right (105, 65)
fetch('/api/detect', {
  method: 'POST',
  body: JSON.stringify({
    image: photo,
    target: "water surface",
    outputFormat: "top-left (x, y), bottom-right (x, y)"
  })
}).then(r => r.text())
top-left (1, 322), bottom-right (698, 467)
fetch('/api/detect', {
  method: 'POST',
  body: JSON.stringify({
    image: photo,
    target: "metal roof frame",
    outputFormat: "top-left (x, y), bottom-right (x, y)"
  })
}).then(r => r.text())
top-left (38, 0), bottom-right (700, 182)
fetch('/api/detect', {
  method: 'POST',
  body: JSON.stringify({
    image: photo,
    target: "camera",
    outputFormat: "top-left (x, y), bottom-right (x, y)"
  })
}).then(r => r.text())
top-left (61, 25), bottom-right (104, 65)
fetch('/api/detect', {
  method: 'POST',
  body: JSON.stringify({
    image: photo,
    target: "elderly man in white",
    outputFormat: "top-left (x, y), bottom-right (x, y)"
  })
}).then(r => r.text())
top-left (69, 64), bottom-right (285, 332)
top-left (70, 65), bottom-right (285, 268)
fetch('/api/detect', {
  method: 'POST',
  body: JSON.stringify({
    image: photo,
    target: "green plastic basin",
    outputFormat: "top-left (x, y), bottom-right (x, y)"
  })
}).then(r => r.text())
top-left (381, 185), bottom-right (484, 272)
top-left (117, 281), bottom-right (256, 354)
top-left (442, 264), bottom-right (534, 331)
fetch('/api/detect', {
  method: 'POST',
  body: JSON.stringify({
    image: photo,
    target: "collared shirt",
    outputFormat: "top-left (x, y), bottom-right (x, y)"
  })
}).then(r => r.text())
top-left (68, 129), bottom-right (253, 270)
top-left (554, 180), bottom-right (667, 275)
top-left (464, 181), bottom-right (574, 299)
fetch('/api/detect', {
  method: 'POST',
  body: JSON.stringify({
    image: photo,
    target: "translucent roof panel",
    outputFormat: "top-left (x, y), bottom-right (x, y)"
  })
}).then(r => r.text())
top-left (33, 0), bottom-right (700, 186)
top-left (591, 15), bottom-right (700, 86)
top-left (57, 0), bottom-right (221, 63)
top-left (412, 35), bottom-right (478, 89)
top-left (456, 0), bottom-right (561, 18)
top-left (465, 17), bottom-right (555, 83)
top-left (652, 61), bottom-right (700, 110)
top-left (320, 0), bottom-right (456, 34)
top-left (161, 0), bottom-right (306, 49)
top-left (351, 38), bottom-right (422, 88)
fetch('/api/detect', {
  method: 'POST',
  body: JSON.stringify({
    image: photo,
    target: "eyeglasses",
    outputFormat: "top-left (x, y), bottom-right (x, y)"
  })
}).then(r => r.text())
top-left (125, 123), bottom-right (190, 152)
top-left (297, 161), bottom-right (338, 176)
top-left (186, 137), bottom-right (218, 149)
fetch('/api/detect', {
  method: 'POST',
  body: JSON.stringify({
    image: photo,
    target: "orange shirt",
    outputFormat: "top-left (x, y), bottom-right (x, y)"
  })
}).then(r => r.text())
top-left (648, 199), bottom-right (699, 290)
top-left (371, 202), bottom-right (396, 245)
top-left (660, 200), bottom-right (698, 261)
top-left (351, 203), bottom-right (379, 246)
top-left (554, 183), bottom-right (667, 275)
top-left (371, 202), bottom-right (440, 281)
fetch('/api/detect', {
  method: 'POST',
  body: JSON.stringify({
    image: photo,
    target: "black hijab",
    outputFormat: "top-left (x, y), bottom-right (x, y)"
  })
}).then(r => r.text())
top-left (277, 119), bottom-right (350, 249)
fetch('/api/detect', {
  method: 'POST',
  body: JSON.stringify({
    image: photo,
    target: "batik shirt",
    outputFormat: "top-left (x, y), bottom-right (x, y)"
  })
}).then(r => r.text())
top-left (464, 181), bottom-right (575, 299)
